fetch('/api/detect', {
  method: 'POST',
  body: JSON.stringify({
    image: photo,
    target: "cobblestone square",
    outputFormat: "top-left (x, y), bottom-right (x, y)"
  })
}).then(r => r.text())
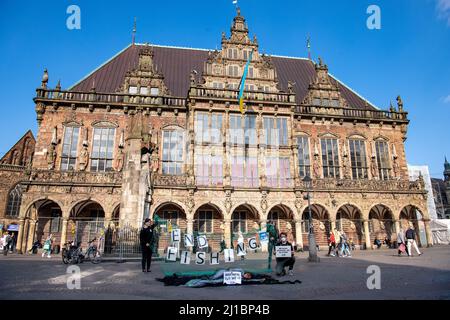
top-left (0, 246), bottom-right (448, 300)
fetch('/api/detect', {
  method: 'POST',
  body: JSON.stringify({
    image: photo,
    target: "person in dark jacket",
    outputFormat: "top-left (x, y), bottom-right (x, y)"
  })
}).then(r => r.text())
top-left (140, 218), bottom-right (157, 272)
top-left (405, 226), bottom-right (422, 257)
top-left (274, 232), bottom-right (295, 276)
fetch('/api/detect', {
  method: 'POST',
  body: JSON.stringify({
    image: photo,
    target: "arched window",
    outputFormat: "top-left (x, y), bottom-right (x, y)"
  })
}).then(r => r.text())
top-left (6, 184), bottom-right (22, 217)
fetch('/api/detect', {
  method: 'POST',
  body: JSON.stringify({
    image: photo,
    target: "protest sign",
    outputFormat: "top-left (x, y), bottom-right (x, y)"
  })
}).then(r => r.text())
top-left (184, 234), bottom-right (194, 247)
top-left (180, 251), bottom-right (191, 264)
top-left (171, 229), bottom-right (181, 242)
top-left (210, 252), bottom-right (220, 265)
top-left (196, 252), bottom-right (206, 265)
top-left (259, 231), bottom-right (268, 243)
top-left (275, 245), bottom-right (292, 258)
top-left (248, 237), bottom-right (257, 250)
top-left (166, 246), bottom-right (178, 261)
top-left (197, 235), bottom-right (208, 249)
top-left (223, 271), bottom-right (242, 285)
top-left (236, 242), bottom-right (246, 256)
top-left (224, 249), bottom-right (235, 262)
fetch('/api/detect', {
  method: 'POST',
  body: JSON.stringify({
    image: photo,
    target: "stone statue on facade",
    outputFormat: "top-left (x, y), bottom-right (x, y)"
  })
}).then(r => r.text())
top-left (393, 158), bottom-right (400, 179)
top-left (313, 154), bottom-right (321, 179)
top-left (370, 156), bottom-right (378, 180)
top-left (47, 143), bottom-right (56, 170)
top-left (115, 147), bottom-right (125, 172)
top-left (78, 143), bottom-right (89, 171)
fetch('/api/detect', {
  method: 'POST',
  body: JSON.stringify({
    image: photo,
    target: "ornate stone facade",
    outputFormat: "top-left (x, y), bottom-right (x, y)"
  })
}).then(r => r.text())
top-left (1, 9), bottom-right (432, 253)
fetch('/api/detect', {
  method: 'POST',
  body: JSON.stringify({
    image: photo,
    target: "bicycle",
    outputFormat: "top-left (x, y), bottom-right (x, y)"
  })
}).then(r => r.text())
top-left (61, 239), bottom-right (101, 264)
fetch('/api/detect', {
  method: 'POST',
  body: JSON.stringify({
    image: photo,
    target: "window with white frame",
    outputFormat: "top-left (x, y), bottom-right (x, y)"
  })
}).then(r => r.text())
top-left (162, 130), bottom-right (184, 175)
top-left (195, 154), bottom-right (223, 186)
top-left (150, 87), bottom-right (159, 96)
top-left (195, 113), bottom-right (223, 145)
top-left (61, 126), bottom-right (80, 171)
top-left (263, 117), bottom-right (288, 147)
top-left (140, 87), bottom-right (149, 95)
top-left (128, 86), bottom-right (138, 94)
top-left (266, 157), bottom-right (291, 188)
top-left (349, 139), bottom-right (368, 179)
top-left (375, 140), bottom-right (391, 180)
top-left (228, 65), bottom-right (239, 77)
top-left (230, 155), bottom-right (258, 188)
top-left (320, 138), bottom-right (340, 178)
top-left (297, 136), bottom-right (311, 178)
top-left (91, 127), bottom-right (115, 172)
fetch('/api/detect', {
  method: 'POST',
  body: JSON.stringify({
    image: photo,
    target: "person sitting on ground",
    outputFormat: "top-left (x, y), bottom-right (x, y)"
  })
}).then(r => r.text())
top-left (374, 237), bottom-right (382, 249)
top-left (383, 236), bottom-right (392, 248)
top-left (274, 232), bottom-right (295, 276)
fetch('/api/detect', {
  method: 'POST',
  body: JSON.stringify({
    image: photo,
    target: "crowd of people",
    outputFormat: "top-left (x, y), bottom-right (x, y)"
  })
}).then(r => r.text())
top-left (326, 226), bottom-right (423, 258)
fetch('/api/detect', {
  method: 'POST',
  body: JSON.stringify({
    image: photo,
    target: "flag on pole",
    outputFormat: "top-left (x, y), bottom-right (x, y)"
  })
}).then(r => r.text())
top-left (306, 35), bottom-right (311, 60)
top-left (238, 49), bottom-right (253, 114)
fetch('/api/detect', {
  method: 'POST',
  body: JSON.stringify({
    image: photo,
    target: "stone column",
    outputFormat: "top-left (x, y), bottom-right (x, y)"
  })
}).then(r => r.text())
top-left (330, 220), bottom-right (336, 232)
top-left (26, 220), bottom-right (37, 253)
top-left (16, 218), bottom-right (25, 253)
top-left (224, 219), bottom-right (231, 248)
top-left (363, 220), bottom-right (371, 250)
top-left (423, 219), bottom-right (433, 247)
top-left (295, 219), bottom-right (303, 250)
top-left (394, 220), bottom-right (400, 234)
top-left (60, 218), bottom-right (69, 247)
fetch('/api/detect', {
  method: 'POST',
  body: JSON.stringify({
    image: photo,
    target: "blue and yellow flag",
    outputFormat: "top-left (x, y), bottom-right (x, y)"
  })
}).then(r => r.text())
top-left (238, 49), bottom-right (253, 114)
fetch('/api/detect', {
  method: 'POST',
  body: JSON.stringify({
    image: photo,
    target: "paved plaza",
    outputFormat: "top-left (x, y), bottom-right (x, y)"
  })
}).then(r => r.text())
top-left (0, 246), bottom-right (449, 300)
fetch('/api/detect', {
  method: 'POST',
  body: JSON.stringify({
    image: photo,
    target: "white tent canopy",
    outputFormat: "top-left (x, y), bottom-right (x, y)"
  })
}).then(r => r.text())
top-left (430, 219), bottom-right (450, 245)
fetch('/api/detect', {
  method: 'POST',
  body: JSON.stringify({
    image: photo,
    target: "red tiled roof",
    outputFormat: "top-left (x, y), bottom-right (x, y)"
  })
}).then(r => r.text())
top-left (70, 44), bottom-right (377, 110)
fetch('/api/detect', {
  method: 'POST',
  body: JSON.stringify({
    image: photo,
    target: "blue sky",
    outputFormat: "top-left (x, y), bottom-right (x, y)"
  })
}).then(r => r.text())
top-left (0, 0), bottom-right (449, 177)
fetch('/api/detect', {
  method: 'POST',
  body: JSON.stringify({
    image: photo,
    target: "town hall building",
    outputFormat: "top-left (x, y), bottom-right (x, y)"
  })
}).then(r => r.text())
top-left (0, 9), bottom-right (432, 253)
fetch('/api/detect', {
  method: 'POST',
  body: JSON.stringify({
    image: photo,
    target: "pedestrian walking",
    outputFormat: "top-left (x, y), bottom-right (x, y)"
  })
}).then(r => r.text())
top-left (140, 218), bottom-right (156, 272)
top-left (1, 232), bottom-right (11, 256)
top-left (405, 226), bottom-right (422, 257)
top-left (327, 230), bottom-right (336, 256)
top-left (339, 232), bottom-right (352, 257)
top-left (397, 228), bottom-right (407, 256)
top-left (42, 234), bottom-right (53, 258)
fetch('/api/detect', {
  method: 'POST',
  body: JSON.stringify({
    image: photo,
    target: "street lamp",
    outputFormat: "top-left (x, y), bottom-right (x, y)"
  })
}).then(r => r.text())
top-left (303, 175), bottom-right (320, 262)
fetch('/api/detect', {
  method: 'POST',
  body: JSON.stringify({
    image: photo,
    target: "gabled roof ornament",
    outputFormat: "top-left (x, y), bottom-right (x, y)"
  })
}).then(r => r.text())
top-left (396, 95), bottom-right (404, 112)
top-left (41, 68), bottom-right (49, 88)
